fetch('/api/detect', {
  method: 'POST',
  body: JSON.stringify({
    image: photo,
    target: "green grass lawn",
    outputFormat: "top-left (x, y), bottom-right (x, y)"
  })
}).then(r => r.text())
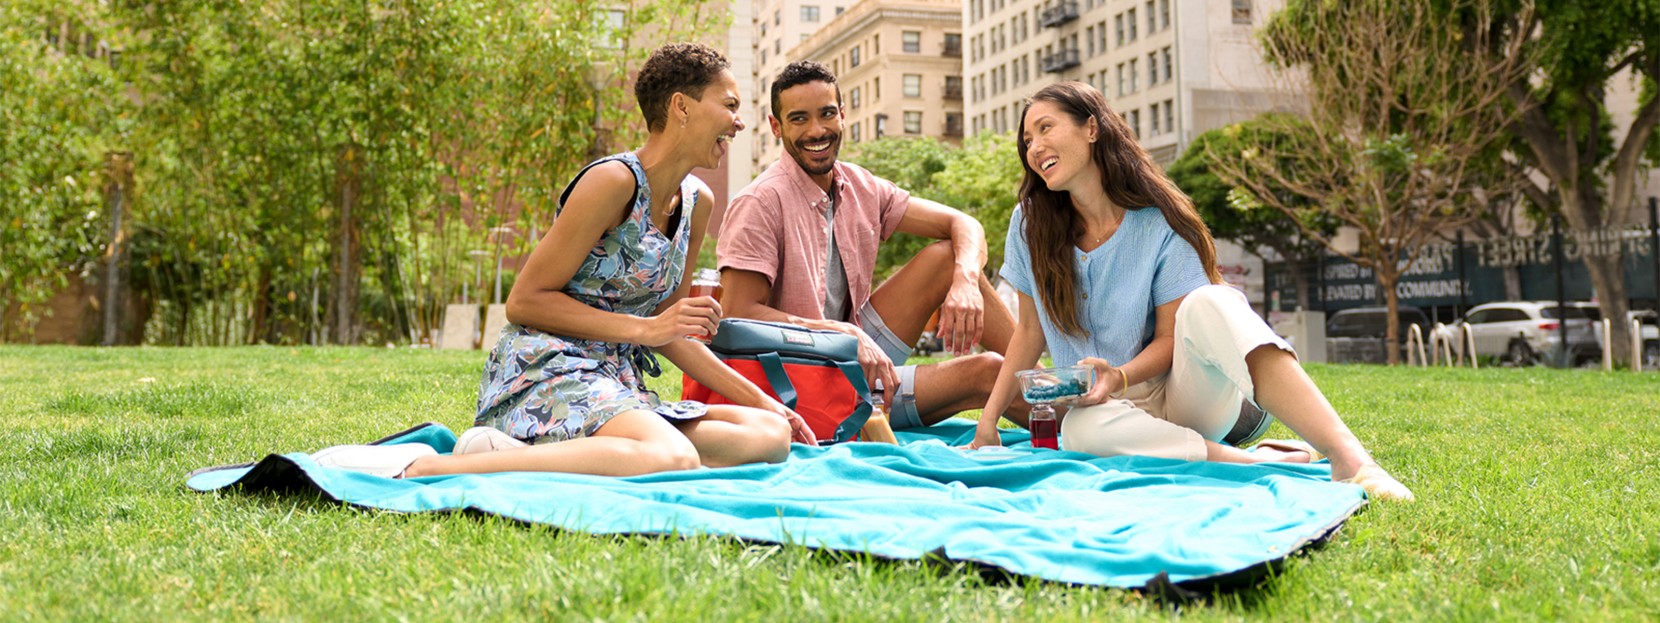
top-left (2, 346), bottom-right (1658, 621)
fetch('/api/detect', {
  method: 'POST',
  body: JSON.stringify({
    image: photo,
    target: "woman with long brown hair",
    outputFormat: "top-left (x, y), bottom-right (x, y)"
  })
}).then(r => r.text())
top-left (970, 82), bottom-right (1412, 501)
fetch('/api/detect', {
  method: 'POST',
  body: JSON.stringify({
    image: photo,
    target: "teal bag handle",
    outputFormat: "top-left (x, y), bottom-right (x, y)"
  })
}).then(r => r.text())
top-left (833, 361), bottom-right (874, 441)
top-left (755, 352), bottom-right (799, 409)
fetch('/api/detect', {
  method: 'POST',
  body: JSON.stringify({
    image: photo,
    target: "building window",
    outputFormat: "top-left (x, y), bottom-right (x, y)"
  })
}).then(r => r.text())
top-left (944, 33), bottom-right (962, 57)
top-left (874, 77), bottom-right (880, 100)
top-left (836, 6), bottom-right (845, 16)
top-left (851, 121), bottom-right (862, 143)
top-left (596, 10), bottom-right (626, 48)
top-left (1162, 47), bottom-right (1172, 83)
top-left (903, 31), bottom-right (922, 53)
top-left (775, 10), bottom-right (780, 25)
top-left (1164, 98), bottom-right (1174, 136)
top-left (1130, 58), bottom-right (1139, 92)
top-left (876, 113), bottom-right (888, 138)
top-left (850, 46), bottom-right (861, 67)
top-left (1127, 109), bottom-right (1140, 138)
top-left (1128, 8), bottom-right (1137, 40)
top-left (1116, 62), bottom-right (1126, 95)
top-left (850, 86), bottom-right (862, 110)
top-left (874, 34), bottom-right (880, 54)
top-left (904, 74), bottom-right (922, 98)
top-left (904, 111), bottom-right (922, 134)
top-left (775, 39), bottom-right (781, 54)
top-left (946, 112), bottom-right (963, 136)
top-left (802, 5), bottom-right (819, 21)
top-left (1148, 52), bottom-right (1158, 84)
top-left (1147, 1), bottom-right (1156, 33)
top-left (1232, 0), bottom-right (1251, 24)
top-left (1159, 0), bottom-right (1171, 29)
top-left (1114, 14), bottom-right (1124, 46)
top-left (1150, 102), bottom-right (1160, 135)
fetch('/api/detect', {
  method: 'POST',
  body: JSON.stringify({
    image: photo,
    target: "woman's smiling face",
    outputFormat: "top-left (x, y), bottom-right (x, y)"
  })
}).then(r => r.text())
top-left (1021, 99), bottom-right (1097, 194)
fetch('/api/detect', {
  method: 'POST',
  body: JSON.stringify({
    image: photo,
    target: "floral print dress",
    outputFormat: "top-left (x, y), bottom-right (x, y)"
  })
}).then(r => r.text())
top-left (475, 153), bottom-right (708, 443)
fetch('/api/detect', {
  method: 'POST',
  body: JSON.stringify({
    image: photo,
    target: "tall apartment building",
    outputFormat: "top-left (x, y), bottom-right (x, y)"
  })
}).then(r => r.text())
top-left (749, 0), bottom-right (856, 171)
top-left (965, 0), bottom-right (1287, 165)
top-left (746, 0), bottom-right (964, 173)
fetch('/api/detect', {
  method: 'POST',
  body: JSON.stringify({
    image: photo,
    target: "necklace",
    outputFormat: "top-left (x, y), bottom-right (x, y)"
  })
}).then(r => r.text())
top-left (1083, 210), bottom-right (1124, 245)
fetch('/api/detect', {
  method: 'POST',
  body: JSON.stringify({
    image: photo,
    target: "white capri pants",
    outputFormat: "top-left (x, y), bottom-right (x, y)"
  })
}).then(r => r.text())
top-left (1059, 285), bottom-right (1291, 461)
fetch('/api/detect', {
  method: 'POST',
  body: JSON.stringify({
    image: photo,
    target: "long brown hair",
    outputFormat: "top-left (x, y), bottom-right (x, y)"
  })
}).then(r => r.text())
top-left (1016, 82), bottom-right (1221, 336)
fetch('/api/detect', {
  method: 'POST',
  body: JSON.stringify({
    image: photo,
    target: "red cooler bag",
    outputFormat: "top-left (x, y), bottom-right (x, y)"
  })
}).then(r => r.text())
top-left (681, 318), bottom-right (873, 443)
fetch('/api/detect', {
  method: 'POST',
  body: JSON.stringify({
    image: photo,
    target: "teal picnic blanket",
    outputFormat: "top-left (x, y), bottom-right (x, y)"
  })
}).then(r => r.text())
top-left (187, 421), bottom-right (1366, 591)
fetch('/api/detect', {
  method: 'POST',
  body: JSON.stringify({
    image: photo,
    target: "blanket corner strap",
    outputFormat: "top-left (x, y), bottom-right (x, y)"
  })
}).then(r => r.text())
top-left (755, 352), bottom-right (799, 409)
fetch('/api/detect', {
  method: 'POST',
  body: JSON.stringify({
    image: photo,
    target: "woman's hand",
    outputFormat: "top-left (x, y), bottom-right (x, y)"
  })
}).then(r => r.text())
top-left (1055, 357), bottom-right (1124, 408)
top-left (640, 296), bottom-right (721, 347)
top-left (966, 419), bottom-right (1004, 450)
top-left (755, 397), bottom-right (818, 446)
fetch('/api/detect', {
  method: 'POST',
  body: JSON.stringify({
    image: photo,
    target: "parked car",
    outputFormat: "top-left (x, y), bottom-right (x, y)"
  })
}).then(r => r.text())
top-left (1450, 301), bottom-right (1598, 366)
top-left (1325, 306), bottom-right (1432, 363)
top-left (1569, 302), bottom-right (1660, 367)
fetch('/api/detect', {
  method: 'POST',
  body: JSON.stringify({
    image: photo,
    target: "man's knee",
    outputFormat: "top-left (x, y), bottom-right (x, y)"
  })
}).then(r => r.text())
top-left (967, 352), bottom-right (1004, 400)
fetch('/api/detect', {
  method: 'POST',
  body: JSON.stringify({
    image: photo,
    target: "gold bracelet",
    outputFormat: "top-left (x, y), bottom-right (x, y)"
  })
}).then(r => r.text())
top-left (1110, 368), bottom-right (1129, 399)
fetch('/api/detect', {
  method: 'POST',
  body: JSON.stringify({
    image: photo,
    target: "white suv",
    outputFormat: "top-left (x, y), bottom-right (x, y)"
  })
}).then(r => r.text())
top-left (1451, 301), bottom-right (1599, 365)
top-left (1570, 302), bottom-right (1660, 367)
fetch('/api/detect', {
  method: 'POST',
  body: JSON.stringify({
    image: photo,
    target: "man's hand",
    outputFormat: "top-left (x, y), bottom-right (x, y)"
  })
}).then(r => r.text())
top-left (935, 277), bottom-right (985, 355)
top-left (849, 325), bottom-right (901, 406)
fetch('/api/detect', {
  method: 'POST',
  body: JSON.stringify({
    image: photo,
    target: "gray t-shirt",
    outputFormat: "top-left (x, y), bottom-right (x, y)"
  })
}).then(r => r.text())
top-left (822, 193), bottom-right (853, 322)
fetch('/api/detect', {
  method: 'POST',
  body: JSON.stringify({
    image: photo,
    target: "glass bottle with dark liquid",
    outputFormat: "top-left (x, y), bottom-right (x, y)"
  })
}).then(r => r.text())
top-left (1016, 366), bottom-right (1092, 451)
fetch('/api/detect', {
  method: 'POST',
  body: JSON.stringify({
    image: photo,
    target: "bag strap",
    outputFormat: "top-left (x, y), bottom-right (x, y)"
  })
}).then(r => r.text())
top-left (832, 360), bottom-right (875, 441)
top-left (755, 352), bottom-right (799, 409)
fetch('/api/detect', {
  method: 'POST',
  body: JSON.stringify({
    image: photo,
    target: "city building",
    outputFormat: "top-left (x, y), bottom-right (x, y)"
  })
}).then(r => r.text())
top-left (757, 0), bottom-right (965, 169)
top-left (965, 0), bottom-right (1287, 165)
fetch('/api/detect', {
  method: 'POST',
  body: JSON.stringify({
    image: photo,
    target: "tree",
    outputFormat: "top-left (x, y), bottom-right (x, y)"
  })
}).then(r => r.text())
top-left (843, 133), bottom-right (1024, 280)
top-left (1214, 0), bottom-right (1533, 364)
top-left (0, 0), bottom-right (124, 342)
top-left (1170, 115), bottom-right (1337, 311)
top-left (1464, 0), bottom-right (1660, 363)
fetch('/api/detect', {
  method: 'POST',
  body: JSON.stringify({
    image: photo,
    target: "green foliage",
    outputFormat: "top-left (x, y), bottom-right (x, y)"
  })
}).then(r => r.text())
top-left (0, 0), bottom-right (726, 345)
top-left (5, 346), bottom-right (1660, 619)
top-left (843, 133), bottom-right (1022, 278)
top-left (0, 0), bottom-right (124, 338)
top-left (1169, 115), bottom-right (1335, 263)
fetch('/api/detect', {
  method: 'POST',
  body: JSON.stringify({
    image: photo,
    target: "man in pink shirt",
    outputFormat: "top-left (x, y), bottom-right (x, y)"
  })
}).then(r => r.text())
top-left (718, 61), bottom-right (1021, 430)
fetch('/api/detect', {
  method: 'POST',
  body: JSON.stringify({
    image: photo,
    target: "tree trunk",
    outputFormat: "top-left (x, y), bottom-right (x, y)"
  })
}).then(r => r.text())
top-left (328, 143), bottom-right (364, 345)
top-left (1561, 185), bottom-right (1631, 364)
top-left (101, 152), bottom-right (134, 346)
top-left (1378, 266), bottom-right (1402, 365)
top-left (1583, 253), bottom-right (1631, 364)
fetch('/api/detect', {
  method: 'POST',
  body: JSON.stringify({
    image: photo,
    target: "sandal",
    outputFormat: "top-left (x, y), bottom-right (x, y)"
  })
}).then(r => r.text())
top-left (1251, 438), bottom-right (1325, 462)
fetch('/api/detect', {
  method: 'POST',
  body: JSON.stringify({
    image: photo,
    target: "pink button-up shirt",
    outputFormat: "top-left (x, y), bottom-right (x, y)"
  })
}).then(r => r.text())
top-left (718, 154), bottom-right (910, 320)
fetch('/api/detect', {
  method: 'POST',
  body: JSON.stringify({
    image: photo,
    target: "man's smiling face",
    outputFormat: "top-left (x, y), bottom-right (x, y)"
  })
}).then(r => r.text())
top-left (770, 80), bottom-right (844, 177)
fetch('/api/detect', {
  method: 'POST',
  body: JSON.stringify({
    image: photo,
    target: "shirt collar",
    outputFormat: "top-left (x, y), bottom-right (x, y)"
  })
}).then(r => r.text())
top-left (776, 153), bottom-right (842, 213)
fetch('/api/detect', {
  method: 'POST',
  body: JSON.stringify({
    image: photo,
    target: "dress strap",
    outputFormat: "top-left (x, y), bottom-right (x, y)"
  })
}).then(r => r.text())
top-left (556, 153), bottom-right (646, 216)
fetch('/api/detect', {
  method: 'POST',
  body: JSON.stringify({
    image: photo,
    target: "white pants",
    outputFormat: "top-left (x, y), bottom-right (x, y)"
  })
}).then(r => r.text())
top-left (1059, 285), bottom-right (1291, 461)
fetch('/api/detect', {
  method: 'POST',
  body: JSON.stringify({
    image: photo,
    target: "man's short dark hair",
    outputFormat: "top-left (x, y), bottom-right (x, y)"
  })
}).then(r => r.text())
top-left (635, 43), bottom-right (730, 133)
top-left (769, 61), bottom-right (840, 119)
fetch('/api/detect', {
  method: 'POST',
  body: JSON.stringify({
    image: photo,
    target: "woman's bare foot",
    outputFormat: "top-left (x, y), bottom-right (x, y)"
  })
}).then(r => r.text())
top-left (1342, 464), bottom-right (1415, 502)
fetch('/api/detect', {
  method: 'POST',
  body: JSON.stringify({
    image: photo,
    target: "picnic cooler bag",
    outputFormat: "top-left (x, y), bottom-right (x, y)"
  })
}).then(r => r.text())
top-left (681, 318), bottom-right (873, 443)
